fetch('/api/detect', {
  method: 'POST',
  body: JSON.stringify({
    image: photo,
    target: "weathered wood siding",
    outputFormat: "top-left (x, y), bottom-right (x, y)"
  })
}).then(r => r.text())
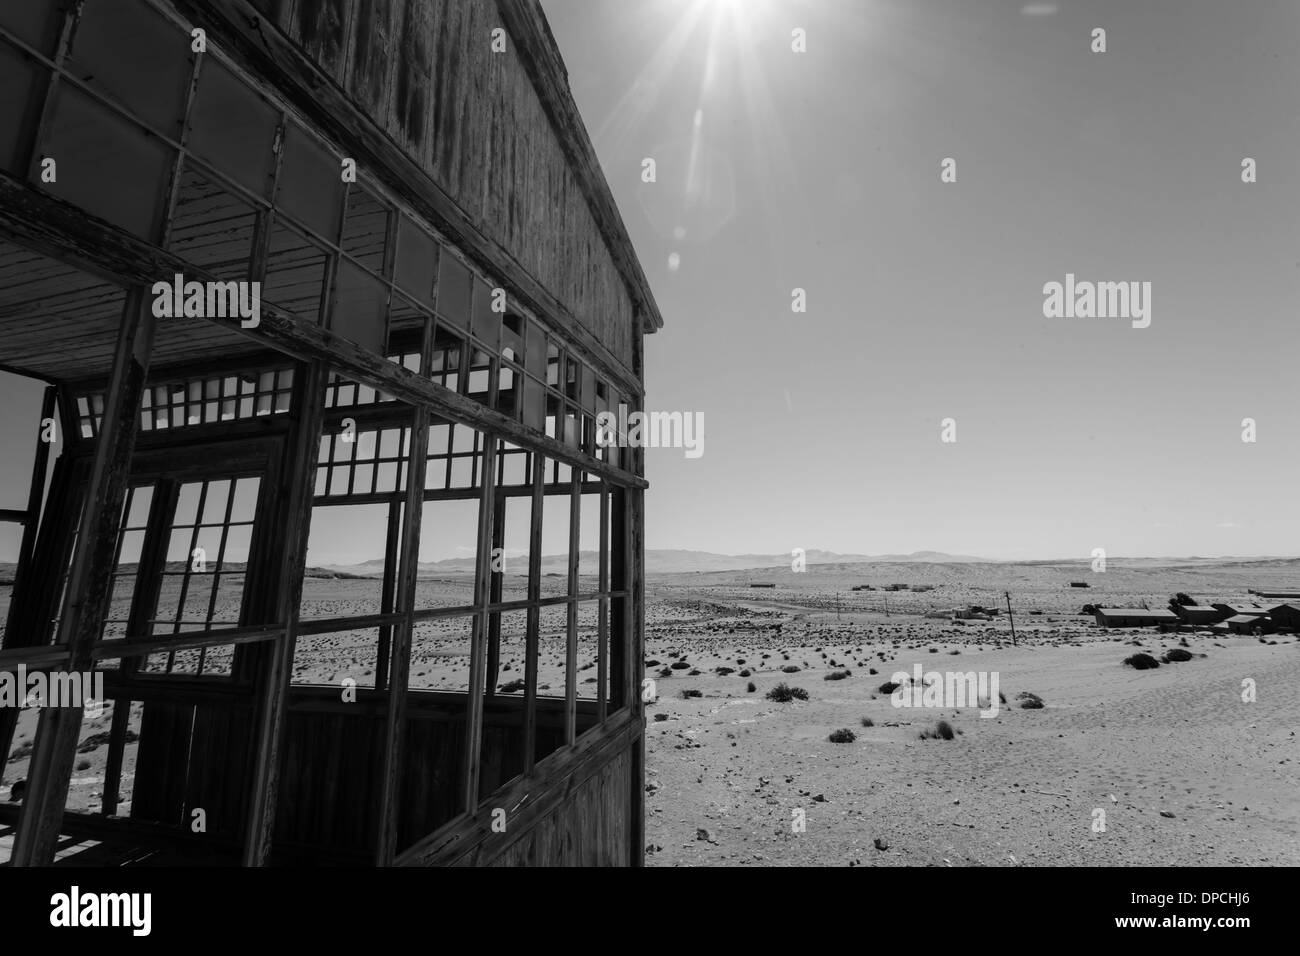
top-left (246, 0), bottom-right (638, 372)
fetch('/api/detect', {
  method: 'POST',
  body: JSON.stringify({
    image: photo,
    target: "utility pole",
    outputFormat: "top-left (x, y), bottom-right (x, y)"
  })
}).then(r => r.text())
top-left (1005, 591), bottom-right (1017, 647)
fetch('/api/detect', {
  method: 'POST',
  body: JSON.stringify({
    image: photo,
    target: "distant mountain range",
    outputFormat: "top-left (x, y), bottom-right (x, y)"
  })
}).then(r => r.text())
top-left (306, 549), bottom-right (1300, 578)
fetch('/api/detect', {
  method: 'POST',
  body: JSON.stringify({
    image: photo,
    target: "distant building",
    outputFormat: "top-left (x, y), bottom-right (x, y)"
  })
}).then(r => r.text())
top-left (1069, 581), bottom-right (1090, 588)
top-left (1212, 603), bottom-right (1269, 619)
top-left (749, 583), bottom-right (776, 589)
top-left (1173, 605), bottom-right (1224, 626)
top-left (1225, 615), bottom-right (1275, 635)
top-left (1266, 603), bottom-right (1300, 630)
top-left (1094, 608), bottom-right (1180, 628)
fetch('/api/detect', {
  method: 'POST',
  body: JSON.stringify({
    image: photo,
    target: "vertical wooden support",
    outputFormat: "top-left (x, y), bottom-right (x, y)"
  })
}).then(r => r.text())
top-left (241, 360), bottom-right (326, 866)
top-left (596, 482), bottom-right (609, 723)
top-left (564, 470), bottom-right (581, 746)
top-left (484, 487), bottom-right (506, 699)
top-left (11, 290), bottom-right (155, 866)
top-left (0, 386), bottom-right (57, 787)
top-left (375, 405), bottom-right (429, 864)
top-left (629, 482), bottom-right (646, 866)
top-left (463, 439), bottom-right (498, 810)
top-left (522, 455), bottom-right (543, 773)
top-left (375, 499), bottom-right (402, 691)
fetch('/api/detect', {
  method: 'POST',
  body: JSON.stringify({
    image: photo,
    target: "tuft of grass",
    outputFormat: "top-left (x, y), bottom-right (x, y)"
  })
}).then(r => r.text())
top-left (823, 669), bottom-right (851, 681)
top-left (75, 759), bottom-right (91, 772)
top-left (878, 681), bottom-right (901, 694)
top-left (828, 728), bottom-right (857, 744)
top-left (860, 717), bottom-right (874, 728)
top-left (657, 667), bottom-right (673, 679)
top-left (781, 664), bottom-right (801, 673)
top-left (679, 688), bottom-right (702, 699)
top-left (1124, 652), bottom-right (1161, 670)
top-left (1162, 648), bottom-right (1193, 663)
top-left (746, 681), bottom-right (757, 693)
top-left (1017, 691), bottom-right (1045, 710)
top-left (738, 669), bottom-right (751, 677)
top-left (715, 666), bottom-right (735, 676)
top-left (765, 682), bottom-right (809, 703)
top-left (920, 719), bottom-right (956, 741)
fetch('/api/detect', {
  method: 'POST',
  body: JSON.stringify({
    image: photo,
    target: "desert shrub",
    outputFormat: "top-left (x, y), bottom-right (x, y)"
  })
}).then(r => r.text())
top-left (781, 664), bottom-right (801, 673)
top-left (765, 682), bottom-right (809, 703)
top-left (499, 678), bottom-right (526, 694)
top-left (1124, 652), bottom-right (1160, 670)
top-left (823, 669), bottom-right (851, 681)
top-left (920, 719), bottom-right (956, 741)
top-left (1017, 691), bottom-right (1044, 709)
top-left (738, 669), bottom-right (751, 677)
top-left (679, 688), bottom-right (702, 699)
top-left (861, 717), bottom-right (874, 727)
top-left (670, 661), bottom-right (691, 670)
top-left (653, 713), bottom-right (669, 722)
top-left (75, 759), bottom-right (91, 772)
top-left (828, 728), bottom-right (857, 744)
top-left (688, 669), bottom-right (701, 676)
top-left (715, 666), bottom-right (735, 676)
top-left (1162, 648), bottom-right (1193, 663)
top-left (746, 682), bottom-right (756, 693)
top-left (869, 668), bottom-right (878, 675)
top-left (878, 681), bottom-right (901, 694)
top-left (657, 667), bottom-right (672, 679)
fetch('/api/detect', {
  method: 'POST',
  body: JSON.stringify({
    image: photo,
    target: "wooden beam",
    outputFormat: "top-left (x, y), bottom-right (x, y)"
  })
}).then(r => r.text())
top-left (522, 455), bottom-right (544, 773)
top-left (484, 489), bottom-right (507, 702)
top-left (565, 470), bottom-right (581, 746)
top-left (463, 440), bottom-right (499, 811)
top-left (11, 289), bottom-right (155, 866)
top-left (375, 404), bottom-right (430, 865)
top-left (241, 360), bottom-right (326, 866)
top-left (0, 174), bottom-right (647, 492)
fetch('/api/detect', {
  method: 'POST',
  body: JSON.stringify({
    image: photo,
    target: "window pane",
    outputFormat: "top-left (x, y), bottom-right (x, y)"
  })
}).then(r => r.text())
top-left (263, 221), bottom-right (327, 321)
top-left (0, 42), bottom-right (42, 174)
top-left (276, 122), bottom-right (344, 239)
top-left (0, 1), bottom-right (62, 54)
top-left (436, 251), bottom-right (471, 332)
top-left (65, 0), bottom-right (190, 135)
top-left (168, 162), bottom-right (257, 278)
top-left (343, 187), bottom-right (390, 275)
top-left (394, 215), bottom-right (435, 305)
top-left (36, 84), bottom-right (172, 238)
top-left (188, 59), bottom-right (277, 198)
top-left (330, 257), bottom-right (388, 352)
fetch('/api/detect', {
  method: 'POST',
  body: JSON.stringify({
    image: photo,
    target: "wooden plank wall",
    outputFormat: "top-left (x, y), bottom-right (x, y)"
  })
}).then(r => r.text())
top-left (480, 747), bottom-right (631, 867)
top-left (243, 0), bottom-right (637, 372)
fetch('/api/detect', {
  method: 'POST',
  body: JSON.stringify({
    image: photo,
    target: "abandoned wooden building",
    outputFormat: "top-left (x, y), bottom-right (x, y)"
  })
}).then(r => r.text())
top-left (0, 0), bottom-right (661, 865)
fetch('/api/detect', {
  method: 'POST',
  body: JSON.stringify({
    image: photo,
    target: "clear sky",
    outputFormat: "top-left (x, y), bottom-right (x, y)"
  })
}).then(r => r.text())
top-left (542, 0), bottom-right (1300, 559)
top-left (2, 0), bottom-right (1297, 563)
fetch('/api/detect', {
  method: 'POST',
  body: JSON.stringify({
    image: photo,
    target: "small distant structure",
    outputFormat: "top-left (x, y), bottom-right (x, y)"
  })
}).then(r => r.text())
top-left (749, 583), bottom-right (776, 589)
top-left (1267, 603), bottom-right (1300, 630)
top-left (1249, 589), bottom-right (1300, 599)
top-left (912, 585), bottom-right (935, 592)
top-left (1211, 603), bottom-right (1268, 619)
top-left (1225, 614), bottom-right (1275, 635)
top-left (1173, 604), bottom-right (1223, 626)
top-left (1094, 608), bottom-right (1180, 628)
top-left (851, 584), bottom-right (875, 591)
top-left (1069, 581), bottom-right (1089, 588)
top-left (884, 584), bottom-right (909, 592)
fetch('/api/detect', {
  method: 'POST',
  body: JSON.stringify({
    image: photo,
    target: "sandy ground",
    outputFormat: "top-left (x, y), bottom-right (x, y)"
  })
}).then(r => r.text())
top-left (640, 562), bottom-right (1300, 866)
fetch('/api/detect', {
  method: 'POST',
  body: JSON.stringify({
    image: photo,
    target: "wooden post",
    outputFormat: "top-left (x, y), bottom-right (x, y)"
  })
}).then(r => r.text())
top-left (375, 405), bottom-right (429, 864)
top-left (1005, 591), bottom-right (1017, 647)
top-left (12, 290), bottom-right (155, 866)
top-left (522, 457), bottom-right (543, 773)
top-left (564, 470), bottom-right (581, 746)
top-left (241, 359), bottom-right (326, 866)
top-left (463, 439), bottom-right (498, 811)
